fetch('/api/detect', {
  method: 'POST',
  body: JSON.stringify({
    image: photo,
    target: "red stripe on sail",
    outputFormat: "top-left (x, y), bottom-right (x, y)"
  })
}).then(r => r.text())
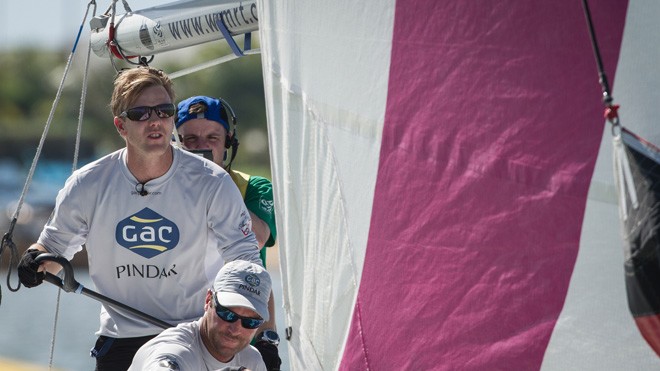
top-left (340, 1), bottom-right (627, 369)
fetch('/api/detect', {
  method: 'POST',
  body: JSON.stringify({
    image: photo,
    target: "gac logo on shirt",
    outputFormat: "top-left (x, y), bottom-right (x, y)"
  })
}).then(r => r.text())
top-left (115, 208), bottom-right (180, 258)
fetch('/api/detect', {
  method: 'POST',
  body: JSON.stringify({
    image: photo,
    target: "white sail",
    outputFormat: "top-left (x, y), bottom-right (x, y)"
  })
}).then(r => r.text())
top-left (258, 0), bottom-right (660, 369)
top-left (259, 1), bottom-right (393, 368)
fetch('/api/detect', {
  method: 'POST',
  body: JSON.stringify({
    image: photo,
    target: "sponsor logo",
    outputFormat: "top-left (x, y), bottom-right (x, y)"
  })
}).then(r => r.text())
top-left (130, 190), bottom-right (163, 196)
top-left (260, 199), bottom-right (274, 214)
top-left (153, 22), bottom-right (163, 38)
top-left (152, 21), bottom-right (168, 49)
top-left (239, 283), bottom-right (261, 296)
top-left (245, 273), bottom-right (260, 287)
top-left (239, 274), bottom-right (261, 295)
top-left (116, 264), bottom-right (178, 279)
top-left (239, 210), bottom-right (252, 236)
top-left (115, 208), bottom-right (179, 258)
top-left (139, 23), bottom-right (154, 50)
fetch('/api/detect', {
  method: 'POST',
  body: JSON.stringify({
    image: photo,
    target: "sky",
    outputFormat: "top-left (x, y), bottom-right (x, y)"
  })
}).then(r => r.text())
top-left (0, 0), bottom-right (166, 50)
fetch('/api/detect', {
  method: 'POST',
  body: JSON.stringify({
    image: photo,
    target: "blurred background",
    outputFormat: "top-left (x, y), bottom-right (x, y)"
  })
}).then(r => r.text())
top-left (0, 0), bottom-right (271, 256)
top-left (0, 1), bottom-right (283, 370)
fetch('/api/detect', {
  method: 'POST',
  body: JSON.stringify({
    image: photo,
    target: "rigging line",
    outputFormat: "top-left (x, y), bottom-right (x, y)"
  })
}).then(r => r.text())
top-left (581, 0), bottom-right (638, 214)
top-left (106, 0), bottom-right (154, 67)
top-left (172, 126), bottom-right (183, 148)
top-left (580, 0), bottom-right (614, 106)
top-left (8, 27), bottom-right (84, 224)
top-left (580, 0), bottom-right (622, 131)
top-left (46, 3), bottom-right (97, 370)
top-left (73, 6), bottom-right (96, 172)
top-left (107, 0), bottom-right (125, 61)
top-left (168, 48), bottom-right (255, 155)
top-left (614, 138), bottom-right (629, 219)
top-left (120, 0), bottom-right (133, 13)
top-left (48, 292), bottom-right (62, 371)
top-left (2, 0), bottom-right (91, 297)
top-left (169, 49), bottom-right (261, 80)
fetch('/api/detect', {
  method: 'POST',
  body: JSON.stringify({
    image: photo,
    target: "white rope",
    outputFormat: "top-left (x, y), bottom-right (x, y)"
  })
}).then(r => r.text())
top-left (169, 49), bottom-right (261, 80)
top-left (169, 49), bottom-right (260, 147)
top-left (10, 67), bottom-right (70, 222)
top-left (44, 2), bottom-right (97, 369)
top-left (47, 289), bottom-right (62, 371)
top-left (172, 126), bottom-right (183, 148)
top-left (620, 140), bottom-right (639, 209)
top-left (613, 132), bottom-right (640, 221)
top-left (613, 136), bottom-right (629, 220)
top-left (73, 18), bottom-right (95, 172)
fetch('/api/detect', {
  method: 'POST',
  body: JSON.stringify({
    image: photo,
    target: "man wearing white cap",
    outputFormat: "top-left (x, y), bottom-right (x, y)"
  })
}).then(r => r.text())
top-left (129, 260), bottom-right (271, 371)
top-left (176, 95), bottom-right (282, 370)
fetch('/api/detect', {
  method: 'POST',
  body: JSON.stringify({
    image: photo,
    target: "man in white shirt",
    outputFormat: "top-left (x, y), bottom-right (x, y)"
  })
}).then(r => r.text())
top-left (129, 260), bottom-right (270, 371)
top-left (16, 66), bottom-right (262, 370)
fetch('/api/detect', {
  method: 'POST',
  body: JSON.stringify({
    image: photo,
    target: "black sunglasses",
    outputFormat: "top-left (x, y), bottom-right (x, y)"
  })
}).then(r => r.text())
top-left (213, 293), bottom-right (264, 329)
top-left (120, 103), bottom-right (176, 121)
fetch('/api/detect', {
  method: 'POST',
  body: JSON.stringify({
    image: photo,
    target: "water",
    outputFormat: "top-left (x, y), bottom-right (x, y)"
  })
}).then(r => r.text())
top-left (0, 268), bottom-right (290, 370)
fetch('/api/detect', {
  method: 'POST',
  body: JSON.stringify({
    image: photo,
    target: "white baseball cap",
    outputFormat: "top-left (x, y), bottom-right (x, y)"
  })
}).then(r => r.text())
top-left (213, 260), bottom-right (271, 321)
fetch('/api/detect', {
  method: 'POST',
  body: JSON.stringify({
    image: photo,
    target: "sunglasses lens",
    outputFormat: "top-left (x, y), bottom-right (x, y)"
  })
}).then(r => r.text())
top-left (122, 104), bottom-right (175, 121)
top-left (125, 107), bottom-right (151, 121)
top-left (154, 104), bottom-right (176, 118)
top-left (242, 318), bottom-right (264, 329)
top-left (214, 300), bottom-right (264, 329)
top-left (216, 308), bottom-right (239, 323)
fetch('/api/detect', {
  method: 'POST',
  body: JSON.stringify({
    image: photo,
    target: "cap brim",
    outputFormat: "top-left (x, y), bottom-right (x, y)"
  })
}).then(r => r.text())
top-left (216, 291), bottom-right (269, 321)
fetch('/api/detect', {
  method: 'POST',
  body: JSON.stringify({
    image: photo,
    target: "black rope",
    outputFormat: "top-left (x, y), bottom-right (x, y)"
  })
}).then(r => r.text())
top-left (580, 0), bottom-right (621, 132)
top-left (580, 0), bottom-right (621, 122)
top-left (113, 44), bottom-right (154, 67)
top-left (581, 0), bottom-right (613, 105)
top-left (0, 217), bottom-right (22, 306)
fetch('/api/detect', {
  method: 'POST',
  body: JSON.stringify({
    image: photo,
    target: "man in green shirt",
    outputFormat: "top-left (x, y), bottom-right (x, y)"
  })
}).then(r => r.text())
top-left (176, 96), bottom-right (281, 370)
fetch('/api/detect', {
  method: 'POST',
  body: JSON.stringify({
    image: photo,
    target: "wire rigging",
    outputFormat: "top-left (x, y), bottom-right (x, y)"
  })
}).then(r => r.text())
top-left (45, 3), bottom-right (98, 369)
top-left (0, 5), bottom-right (97, 370)
top-left (580, 0), bottom-right (620, 130)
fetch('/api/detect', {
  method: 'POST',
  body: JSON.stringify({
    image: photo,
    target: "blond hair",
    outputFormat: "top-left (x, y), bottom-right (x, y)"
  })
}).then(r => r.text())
top-left (110, 67), bottom-right (175, 117)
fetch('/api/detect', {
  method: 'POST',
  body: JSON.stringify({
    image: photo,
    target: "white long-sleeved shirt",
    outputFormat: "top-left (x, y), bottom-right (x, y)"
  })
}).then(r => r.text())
top-left (38, 146), bottom-right (261, 337)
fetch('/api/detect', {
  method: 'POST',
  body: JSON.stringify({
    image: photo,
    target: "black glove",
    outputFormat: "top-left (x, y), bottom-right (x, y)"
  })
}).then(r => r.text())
top-left (18, 248), bottom-right (46, 288)
top-left (254, 341), bottom-right (281, 371)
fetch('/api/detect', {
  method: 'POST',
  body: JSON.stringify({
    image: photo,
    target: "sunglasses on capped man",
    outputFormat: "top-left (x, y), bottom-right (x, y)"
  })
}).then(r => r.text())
top-left (212, 292), bottom-right (264, 329)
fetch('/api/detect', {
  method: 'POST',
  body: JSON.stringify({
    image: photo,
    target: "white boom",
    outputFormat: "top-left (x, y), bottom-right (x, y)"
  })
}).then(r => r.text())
top-left (89, 0), bottom-right (258, 59)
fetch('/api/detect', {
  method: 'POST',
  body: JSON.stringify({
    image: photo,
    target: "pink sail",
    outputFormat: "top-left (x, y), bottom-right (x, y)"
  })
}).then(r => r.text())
top-left (258, 0), bottom-right (660, 369)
